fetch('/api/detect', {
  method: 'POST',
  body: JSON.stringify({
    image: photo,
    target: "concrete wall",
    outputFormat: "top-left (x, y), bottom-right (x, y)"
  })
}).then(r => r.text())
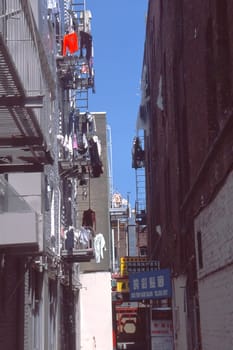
top-left (78, 272), bottom-right (113, 350)
top-left (77, 112), bottom-right (111, 272)
top-left (172, 275), bottom-right (188, 350)
top-left (194, 170), bottom-right (233, 350)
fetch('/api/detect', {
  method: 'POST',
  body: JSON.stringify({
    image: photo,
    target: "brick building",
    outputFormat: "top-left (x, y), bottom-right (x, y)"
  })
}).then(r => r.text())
top-left (139, 1), bottom-right (233, 349)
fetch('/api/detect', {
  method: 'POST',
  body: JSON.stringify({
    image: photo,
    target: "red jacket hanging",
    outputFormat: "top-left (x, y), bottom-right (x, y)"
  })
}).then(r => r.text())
top-left (63, 31), bottom-right (78, 55)
top-left (82, 208), bottom-right (96, 231)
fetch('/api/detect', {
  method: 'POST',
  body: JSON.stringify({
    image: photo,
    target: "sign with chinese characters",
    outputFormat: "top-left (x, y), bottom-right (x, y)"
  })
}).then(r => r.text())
top-left (151, 319), bottom-right (173, 336)
top-left (129, 269), bottom-right (172, 300)
top-left (120, 256), bottom-right (159, 276)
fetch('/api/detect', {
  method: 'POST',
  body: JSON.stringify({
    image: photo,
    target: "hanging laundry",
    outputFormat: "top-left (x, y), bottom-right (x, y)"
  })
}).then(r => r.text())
top-left (79, 176), bottom-right (88, 186)
top-left (68, 109), bottom-right (78, 134)
top-left (81, 113), bottom-right (88, 134)
top-left (92, 135), bottom-right (101, 155)
top-left (80, 31), bottom-right (92, 60)
top-left (63, 180), bottom-right (73, 227)
top-left (72, 133), bottom-right (78, 149)
top-left (82, 208), bottom-right (96, 231)
top-left (79, 31), bottom-right (93, 78)
top-left (65, 226), bottom-right (74, 251)
top-left (80, 62), bottom-right (89, 75)
top-left (86, 112), bottom-right (96, 134)
top-left (80, 112), bottom-right (95, 135)
top-left (89, 136), bottom-right (103, 177)
top-left (94, 233), bottom-right (106, 263)
top-left (71, 13), bottom-right (79, 32)
top-left (63, 134), bottom-right (69, 150)
top-left (88, 57), bottom-right (94, 79)
top-left (47, 0), bottom-right (59, 15)
top-left (77, 226), bottom-right (92, 248)
top-left (77, 134), bottom-right (88, 156)
top-left (79, 165), bottom-right (88, 186)
top-left (79, 10), bottom-right (92, 33)
top-left (68, 135), bottom-right (73, 156)
top-left (63, 31), bottom-right (78, 55)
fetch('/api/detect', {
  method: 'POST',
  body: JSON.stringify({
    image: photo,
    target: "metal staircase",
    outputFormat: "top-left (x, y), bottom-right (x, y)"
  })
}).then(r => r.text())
top-left (133, 133), bottom-right (146, 225)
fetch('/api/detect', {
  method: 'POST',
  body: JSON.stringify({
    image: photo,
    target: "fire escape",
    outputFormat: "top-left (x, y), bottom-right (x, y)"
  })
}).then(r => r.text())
top-left (0, 3), bottom-right (54, 173)
top-left (132, 132), bottom-right (147, 256)
top-left (57, 0), bottom-right (96, 264)
top-left (57, 3), bottom-right (97, 347)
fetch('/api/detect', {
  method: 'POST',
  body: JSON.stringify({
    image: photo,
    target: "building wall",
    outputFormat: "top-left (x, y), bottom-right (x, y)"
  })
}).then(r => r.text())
top-left (194, 170), bottom-right (233, 350)
top-left (144, 0), bottom-right (183, 271)
top-left (77, 112), bottom-right (111, 272)
top-left (145, 0), bottom-right (233, 262)
top-left (0, 1), bottom-right (63, 349)
top-left (143, 1), bottom-right (233, 349)
top-left (78, 272), bottom-right (113, 350)
top-left (172, 275), bottom-right (188, 350)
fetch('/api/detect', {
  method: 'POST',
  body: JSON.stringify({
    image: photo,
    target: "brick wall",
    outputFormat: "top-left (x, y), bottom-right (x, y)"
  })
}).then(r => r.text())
top-left (194, 170), bottom-right (233, 349)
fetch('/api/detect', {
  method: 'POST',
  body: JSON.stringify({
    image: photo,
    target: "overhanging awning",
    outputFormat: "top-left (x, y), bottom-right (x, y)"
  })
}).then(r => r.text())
top-left (0, 33), bottom-right (53, 172)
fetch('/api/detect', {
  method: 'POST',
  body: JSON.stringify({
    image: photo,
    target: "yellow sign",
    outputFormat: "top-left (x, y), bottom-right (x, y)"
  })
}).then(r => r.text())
top-left (117, 278), bottom-right (129, 293)
top-left (120, 256), bottom-right (148, 276)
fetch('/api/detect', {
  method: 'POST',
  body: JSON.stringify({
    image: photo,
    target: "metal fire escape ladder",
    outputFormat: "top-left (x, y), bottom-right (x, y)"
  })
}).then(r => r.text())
top-left (60, 0), bottom-right (96, 263)
top-left (57, 0), bottom-right (95, 176)
top-left (134, 134), bottom-right (146, 225)
top-left (0, 33), bottom-right (53, 173)
top-left (136, 167), bottom-right (146, 215)
top-left (71, 0), bottom-right (93, 112)
top-left (135, 168), bottom-right (146, 225)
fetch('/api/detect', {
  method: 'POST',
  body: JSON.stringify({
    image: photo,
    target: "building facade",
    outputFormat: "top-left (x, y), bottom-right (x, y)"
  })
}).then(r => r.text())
top-left (139, 1), bottom-right (233, 350)
top-left (0, 1), bottom-right (112, 350)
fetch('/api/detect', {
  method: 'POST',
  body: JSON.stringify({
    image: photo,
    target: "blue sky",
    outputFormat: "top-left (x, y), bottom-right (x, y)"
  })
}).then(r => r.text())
top-left (87, 0), bottom-right (148, 207)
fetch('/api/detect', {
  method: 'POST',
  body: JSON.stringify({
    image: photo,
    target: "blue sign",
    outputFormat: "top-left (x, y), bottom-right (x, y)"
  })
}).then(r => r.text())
top-left (129, 268), bottom-right (172, 300)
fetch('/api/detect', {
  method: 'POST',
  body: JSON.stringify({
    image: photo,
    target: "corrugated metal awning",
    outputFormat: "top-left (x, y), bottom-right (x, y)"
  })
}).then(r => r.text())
top-left (0, 34), bottom-right (53, 173)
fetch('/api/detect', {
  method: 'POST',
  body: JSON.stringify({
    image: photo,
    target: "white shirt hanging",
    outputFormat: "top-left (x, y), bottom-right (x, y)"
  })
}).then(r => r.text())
top-left (94, 233), bottom-right (106, 263)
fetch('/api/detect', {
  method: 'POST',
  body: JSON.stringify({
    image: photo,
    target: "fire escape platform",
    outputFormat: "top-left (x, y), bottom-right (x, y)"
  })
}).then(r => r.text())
top-left (61, 248), bottom-right (95, 263)
top-left (0, 34), bottom-right (53, 173)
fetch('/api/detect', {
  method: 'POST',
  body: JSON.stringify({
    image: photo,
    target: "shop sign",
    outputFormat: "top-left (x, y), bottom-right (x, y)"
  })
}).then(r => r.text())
top-left (129, 268), bottom-right (172, 300)
top-left (151, 319), bottom-right (173, 337)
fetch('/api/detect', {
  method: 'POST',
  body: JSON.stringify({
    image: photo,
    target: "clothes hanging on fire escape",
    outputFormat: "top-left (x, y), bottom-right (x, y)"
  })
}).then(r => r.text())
top-left (79, 31), bottom-right (94, 86)
top-left (62, 31), bottom-right (78, 55)
top-left (77, 226), bottom-right (93, 248)
top-left (80, 31), bottom-right (92, 61)
top-left (81, 112), bottom-right (96, 134)
top-left (59, 109), bottom-right (101, 167)
top-left (82, 208), bottom-right (96, 231)
top-left (65, 226), bottom-right (74, 251)
top-left (63, 180), bottom-right (73, 227)
top-left (79, 10), bottom-right (92, 33)
top-left (94, 233), bottom-right (106, 263)
top-left (89, 136), bottom-right (103, 177)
